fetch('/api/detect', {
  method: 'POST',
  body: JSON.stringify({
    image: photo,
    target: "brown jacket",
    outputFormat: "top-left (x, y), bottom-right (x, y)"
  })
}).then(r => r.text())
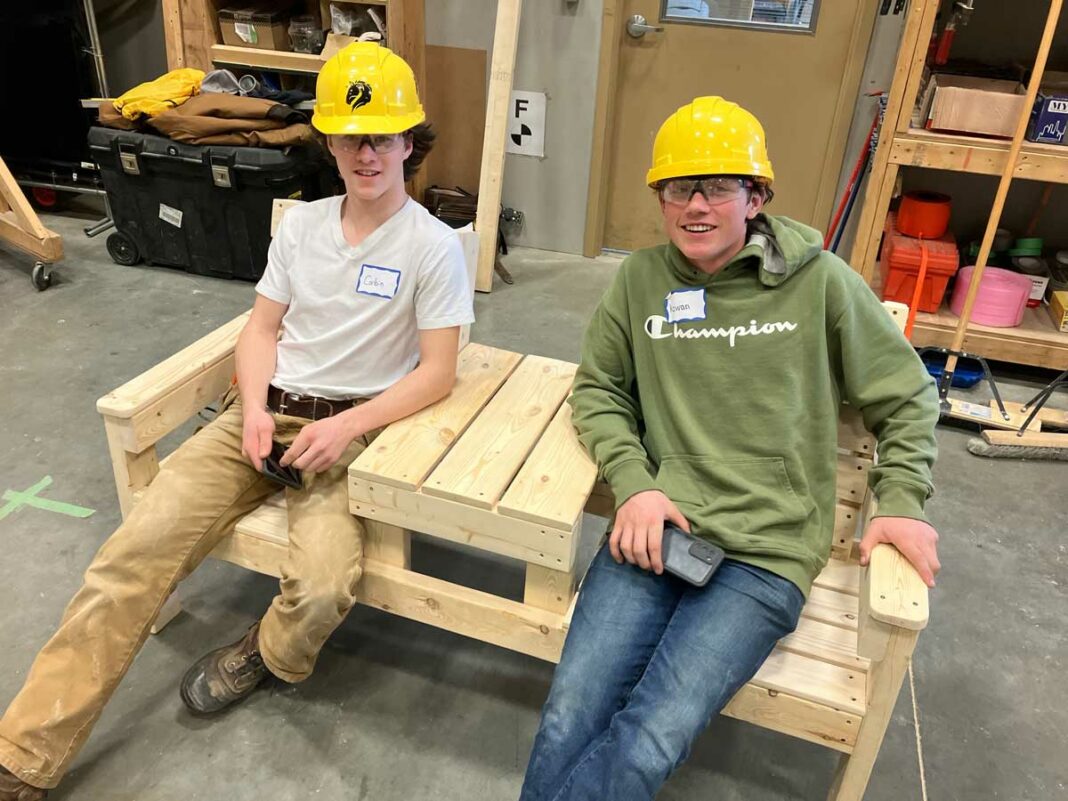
top-left (145, 94), bottom-right (313, 147)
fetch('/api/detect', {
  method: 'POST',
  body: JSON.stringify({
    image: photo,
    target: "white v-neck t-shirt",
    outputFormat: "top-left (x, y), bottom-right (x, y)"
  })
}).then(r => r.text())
top-left (255, 195), bottom-right (474, 399)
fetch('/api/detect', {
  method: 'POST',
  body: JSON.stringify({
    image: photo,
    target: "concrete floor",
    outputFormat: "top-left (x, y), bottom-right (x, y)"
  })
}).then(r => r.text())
top-left (0, 202), bottom-right (1065, 800)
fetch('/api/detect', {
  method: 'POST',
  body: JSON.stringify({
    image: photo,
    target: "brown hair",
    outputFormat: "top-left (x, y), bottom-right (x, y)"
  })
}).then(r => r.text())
top-left (313, 122), bottom-right (436, 182)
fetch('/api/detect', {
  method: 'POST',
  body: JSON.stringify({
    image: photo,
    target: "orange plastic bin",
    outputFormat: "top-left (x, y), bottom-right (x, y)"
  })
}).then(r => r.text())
top-left (879, 213), bottom-right (960, 313)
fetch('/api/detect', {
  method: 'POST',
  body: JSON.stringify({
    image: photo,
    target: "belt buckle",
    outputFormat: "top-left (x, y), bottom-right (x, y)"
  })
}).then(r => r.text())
top-left (309, 396), bottom-right (335, 419)
top-left (277, 390), bottom-right (302, 415)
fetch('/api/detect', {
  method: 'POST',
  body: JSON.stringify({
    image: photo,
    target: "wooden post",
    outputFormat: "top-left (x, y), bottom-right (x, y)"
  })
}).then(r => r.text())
top-left (162, 0), bottom-right (185, 69)
top-left (103, 418), bottom-right (160, 519)
top-left (0, 157), bottom-right (63, 263)
top-left (524, 563), bottom-right (576, 615)
top-left (474, 0), bottom-right (523, 293)
top-left (365, 520), bottom-right (412, 569)
top-left (827, 628), bottom-right (919, 801)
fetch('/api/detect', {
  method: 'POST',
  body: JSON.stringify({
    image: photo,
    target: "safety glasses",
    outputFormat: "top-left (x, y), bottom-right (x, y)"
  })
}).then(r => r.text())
top-left (659, 176), bottom-right (753, 206)
top-left (331, 133), bottom-right (406, 154)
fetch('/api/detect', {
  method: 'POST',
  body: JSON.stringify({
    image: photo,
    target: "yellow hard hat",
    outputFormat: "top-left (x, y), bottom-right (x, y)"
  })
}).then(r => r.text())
top-left (312, 42), bottom-right (425, 135)
top-left (646, 96), bottom-right (775, 186)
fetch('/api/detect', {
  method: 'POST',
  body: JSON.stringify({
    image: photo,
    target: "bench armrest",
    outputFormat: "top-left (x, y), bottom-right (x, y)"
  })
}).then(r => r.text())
top-left (865, 543), bottom-right (929, 630)
top-left (96, 312), bottom-right (249, 453)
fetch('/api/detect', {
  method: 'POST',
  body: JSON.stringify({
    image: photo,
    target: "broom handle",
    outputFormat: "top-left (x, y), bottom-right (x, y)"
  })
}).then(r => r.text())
top-left (945, 0), bottom-right (1063, 374)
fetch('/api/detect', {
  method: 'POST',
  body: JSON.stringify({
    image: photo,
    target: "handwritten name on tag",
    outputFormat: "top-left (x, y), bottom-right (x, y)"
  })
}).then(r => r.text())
top-left (356, 264), bottom-right (401, 299)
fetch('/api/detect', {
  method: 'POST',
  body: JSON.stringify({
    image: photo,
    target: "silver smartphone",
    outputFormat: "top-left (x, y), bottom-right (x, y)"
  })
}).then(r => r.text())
top-left (661, 524), bottom-right (725, 587)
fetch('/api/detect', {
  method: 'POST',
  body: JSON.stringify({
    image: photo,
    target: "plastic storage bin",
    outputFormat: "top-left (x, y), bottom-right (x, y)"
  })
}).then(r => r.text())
top-left (89, 127), bottom-right (329, 281)
top-left (879, 212), bottom-right (960, 313)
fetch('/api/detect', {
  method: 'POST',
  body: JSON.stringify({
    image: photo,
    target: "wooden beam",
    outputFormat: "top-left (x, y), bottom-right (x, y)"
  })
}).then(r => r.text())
top-left (0, 156), bottom-right (63, 263)
top-left (827, 628), bottom-right (918, 800)
top-left (523, 563), bottom-right (576, 614)
top-left (474, 0), bottom-right (522, 293)
top-left (103, 418), bottom-right (160, 519)
top-left (162, 0), bottom-right (185, 69)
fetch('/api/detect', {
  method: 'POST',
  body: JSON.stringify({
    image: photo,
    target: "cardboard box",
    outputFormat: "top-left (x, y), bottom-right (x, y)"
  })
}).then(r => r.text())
top-left (919, 74), bottom-right (1026, 138)
top-left (1028, 70), bottom-right (1068, 145)
top-left (218, 2), bottom-right (296, 51)
top-left (1049, 290), bottom-right (1068, 332)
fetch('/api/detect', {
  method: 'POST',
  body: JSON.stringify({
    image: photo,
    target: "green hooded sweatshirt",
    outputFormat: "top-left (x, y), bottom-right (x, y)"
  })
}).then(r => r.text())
top-left (569, 215), bottom-right (938, 595)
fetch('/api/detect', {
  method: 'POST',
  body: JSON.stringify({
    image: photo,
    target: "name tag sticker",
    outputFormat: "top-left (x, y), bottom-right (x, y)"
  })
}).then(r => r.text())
top-left (665, 288), bottom-right (706, 323)
top-left (356, 264), bottom-right (401, 299)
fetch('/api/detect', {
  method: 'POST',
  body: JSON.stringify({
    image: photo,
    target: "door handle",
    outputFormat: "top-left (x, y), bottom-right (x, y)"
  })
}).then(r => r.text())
top-left (626, 14), bottom-right (664, 38)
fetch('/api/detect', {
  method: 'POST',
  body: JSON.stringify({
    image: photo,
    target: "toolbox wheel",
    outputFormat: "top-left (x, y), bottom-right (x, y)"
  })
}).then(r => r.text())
top-left (31, 262), bottom-right (53, 291)
top-left (106, 232), bottom-right (141, 266)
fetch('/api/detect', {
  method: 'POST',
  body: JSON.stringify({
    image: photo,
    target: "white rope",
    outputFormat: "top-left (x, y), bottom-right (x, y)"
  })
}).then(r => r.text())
top-left (908, 662), bottom-right (930, 801)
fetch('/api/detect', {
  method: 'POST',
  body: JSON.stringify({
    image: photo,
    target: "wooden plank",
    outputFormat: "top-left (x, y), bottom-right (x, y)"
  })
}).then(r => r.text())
top-left (982, 429), bottom-right (1068, 449)
top-left (836, 452), bottom-right (871, 507)
top-left (162, 0), bottom-right (185, 69)
top-left (778, 616), bottom-right (867, 673)
top-left (349, 477), bottom-right (577, 569)
top-left (349, 344), bottom-right (522, 491)
top-left (180, 0), bottom-right (217, 72)
top-left (828, 628), bottom-right (919, 800)
top-left (832, 501), bottom-right (861, 555)
top-left (524, 564), bottom-right (577, 615)
top-left (474, 0), bottom-right (521, 292)
top-left (358, 560), bottom-right (565, 663)
top-left (211, 532), bottom-right (569, 664)
top-left (0, 212), bottom-right (63, 262)
top-left (582, 0), bottom-right (622, 257)
top-left (271, 198), bottom-right (303, 238)
top-left (889, 128), bottom-right (1068, 183)
top-left (103, 418), bottom-right (160, 519)
top-left (364, 520), bottom-right (411, 569)
top-left (802, 585), bottom-right (859, 631)
top-left (150, 588), bottom-right (184, 634)
top-left (210, 44), bottom-right (322, 74)
top-left (96, 312), bottom-right (248, 419)
top-left (422, 356), bottom-right (576, 510)
top-left (751, 648), bottom-right (866, 716)
top-left (723, 684), bottom-right (859, 754)
top-left (813, 557), bottom-right (860, 597)
top-left (837, 405), bottom-right (874, 456)
top-left (498, 400), bottom-right (598, 530)
top-left (866, 543), bottom-right (929, 630)
top-left (0, 156), bottom-right (48, 236)
top-left (121, 357), bottom-right (236, 453)
top-left (910, 309), bottom-right (1068, 371)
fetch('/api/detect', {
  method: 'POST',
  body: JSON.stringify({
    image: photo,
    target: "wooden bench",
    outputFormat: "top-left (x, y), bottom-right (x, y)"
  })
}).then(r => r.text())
top-left (97, 283), bottom-right (928, 801)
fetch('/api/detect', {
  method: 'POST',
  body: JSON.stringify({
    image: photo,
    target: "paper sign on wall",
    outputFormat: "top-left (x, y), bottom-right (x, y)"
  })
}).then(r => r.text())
top-left (506, 90), bottom-right (546, 158)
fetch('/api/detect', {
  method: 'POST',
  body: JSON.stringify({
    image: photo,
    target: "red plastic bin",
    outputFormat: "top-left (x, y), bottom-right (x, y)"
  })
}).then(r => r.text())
top-left (879, 213), bottom-right (960, 313)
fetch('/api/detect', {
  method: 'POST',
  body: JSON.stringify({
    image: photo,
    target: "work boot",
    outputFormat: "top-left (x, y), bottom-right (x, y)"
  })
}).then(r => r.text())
top-left (179, 623), bottom-right (269, 715)
top-left (0, 765), bottom-right (47, 800)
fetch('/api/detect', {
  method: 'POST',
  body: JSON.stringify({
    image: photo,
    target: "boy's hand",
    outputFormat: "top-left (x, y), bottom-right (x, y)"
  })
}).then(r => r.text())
top-left (610, 490), bottom-right (690, 574)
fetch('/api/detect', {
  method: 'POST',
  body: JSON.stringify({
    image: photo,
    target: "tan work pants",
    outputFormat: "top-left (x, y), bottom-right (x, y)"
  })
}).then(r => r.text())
top-left (0, 398), bottom-right (369, 788)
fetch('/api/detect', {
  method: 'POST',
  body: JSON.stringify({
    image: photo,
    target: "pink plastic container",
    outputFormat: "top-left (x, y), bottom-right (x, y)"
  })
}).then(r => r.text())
top-left (949, 265), bottom-right (1032, 327)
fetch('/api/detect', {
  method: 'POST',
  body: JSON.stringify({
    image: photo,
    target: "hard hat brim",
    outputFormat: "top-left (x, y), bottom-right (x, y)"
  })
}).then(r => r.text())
top-left (647, 159), bottom-right (775, 187)
top-left (312, 108), bottom-right (426, 136)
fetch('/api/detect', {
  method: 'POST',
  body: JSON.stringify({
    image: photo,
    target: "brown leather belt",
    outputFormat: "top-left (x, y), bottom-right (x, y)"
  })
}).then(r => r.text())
top-left (266, 384), bottom-right (366, 421)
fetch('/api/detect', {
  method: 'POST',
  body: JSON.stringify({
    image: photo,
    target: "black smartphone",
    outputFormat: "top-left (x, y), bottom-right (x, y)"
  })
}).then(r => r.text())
top-left (262, 441), bottom-right (303, 490)
top-left (661, 524), bottom-right (725, 587)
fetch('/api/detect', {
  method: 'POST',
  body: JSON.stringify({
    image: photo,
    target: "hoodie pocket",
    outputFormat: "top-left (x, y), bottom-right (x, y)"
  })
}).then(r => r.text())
top-left (655, 455), bottom-right (808, 538)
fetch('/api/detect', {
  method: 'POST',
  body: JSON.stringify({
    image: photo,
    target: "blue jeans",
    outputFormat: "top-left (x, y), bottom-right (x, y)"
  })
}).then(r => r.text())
top-left (520, 544), bottom-right (805, 801)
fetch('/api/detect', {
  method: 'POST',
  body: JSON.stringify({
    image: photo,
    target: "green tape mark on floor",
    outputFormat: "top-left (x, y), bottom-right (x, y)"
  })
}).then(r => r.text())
top-left (0, 476), bottom-right (96, 521)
